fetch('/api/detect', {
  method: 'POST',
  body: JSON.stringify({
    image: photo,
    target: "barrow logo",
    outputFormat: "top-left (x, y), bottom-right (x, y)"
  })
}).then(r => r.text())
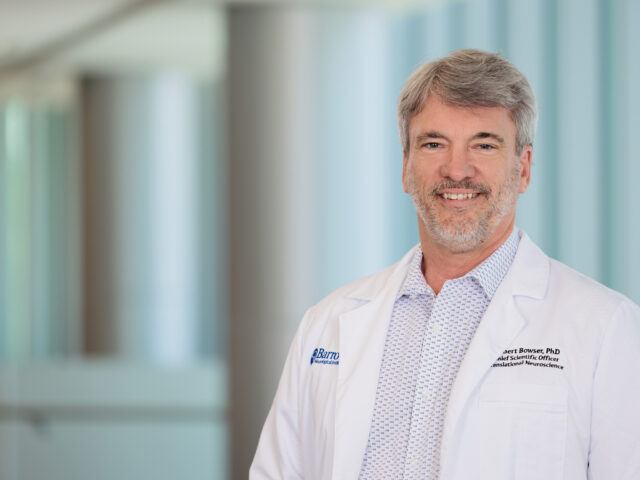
top-left (310, 347), bottom-right (339, 366)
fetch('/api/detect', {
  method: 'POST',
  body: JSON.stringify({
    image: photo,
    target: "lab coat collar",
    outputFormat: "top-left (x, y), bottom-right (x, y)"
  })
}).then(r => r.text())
top-left (344, 232), bottom-right (547, 303)
top-left (505, 232), bottom-right (549, 299)
top-left (334, 233), bottom-right (549, 479)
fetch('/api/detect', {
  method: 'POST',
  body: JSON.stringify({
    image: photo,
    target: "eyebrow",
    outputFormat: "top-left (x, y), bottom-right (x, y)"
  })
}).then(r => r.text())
top-left (414, 130), bottom-right (506, 144)
top-left (473, 131), bottom-right (505, 144)
top-left (415, 131), bottom-right (448, 143)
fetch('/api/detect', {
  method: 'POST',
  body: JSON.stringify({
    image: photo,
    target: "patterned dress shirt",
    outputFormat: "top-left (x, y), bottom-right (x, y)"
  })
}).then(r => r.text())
top-left (359, 229), bottom-right (521, 480)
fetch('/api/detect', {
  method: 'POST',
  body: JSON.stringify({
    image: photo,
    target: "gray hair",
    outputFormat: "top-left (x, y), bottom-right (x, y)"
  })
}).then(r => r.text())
top-left (398, 49), bottom-right (537, 155)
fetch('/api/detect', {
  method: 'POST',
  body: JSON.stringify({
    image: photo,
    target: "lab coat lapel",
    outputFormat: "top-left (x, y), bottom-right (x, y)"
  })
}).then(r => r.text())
top-left (332, 247), bottom-right (417, 480)
top-left (439, 234), bottom-right (549, 476)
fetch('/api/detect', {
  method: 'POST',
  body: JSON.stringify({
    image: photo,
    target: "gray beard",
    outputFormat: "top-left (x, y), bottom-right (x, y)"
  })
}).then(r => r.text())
top-left (407, 163), bottom-right (521, 253)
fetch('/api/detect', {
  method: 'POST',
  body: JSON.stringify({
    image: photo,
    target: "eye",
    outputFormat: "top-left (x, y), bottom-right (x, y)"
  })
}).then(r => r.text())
top-left (421, 142), bottom-right (441, 150)
top-left (475, 143), bottom-right (497, 151)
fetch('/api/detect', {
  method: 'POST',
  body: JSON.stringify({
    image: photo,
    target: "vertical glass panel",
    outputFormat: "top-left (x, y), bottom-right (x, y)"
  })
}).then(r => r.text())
top-left (2, 102), bottom-right (32, 359)
top-left (623, 0), bottom-right (640, 302)
top-left (556, 0), bottom-right (603, 280)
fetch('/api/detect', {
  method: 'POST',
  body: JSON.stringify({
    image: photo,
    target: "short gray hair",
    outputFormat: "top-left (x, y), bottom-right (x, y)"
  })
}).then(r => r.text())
top-left (398, 49), bottom-right (537, 155)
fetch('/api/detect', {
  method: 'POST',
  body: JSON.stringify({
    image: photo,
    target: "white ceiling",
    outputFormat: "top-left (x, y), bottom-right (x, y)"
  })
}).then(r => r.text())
top-left (0, 0), bottom-right (224, 79)
top-left (0, 0), bottom-right (137, 64)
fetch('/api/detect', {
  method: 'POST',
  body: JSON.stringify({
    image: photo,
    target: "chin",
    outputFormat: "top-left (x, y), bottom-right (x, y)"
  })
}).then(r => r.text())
top-left (422, 213), bottom-right (493, 253)
top-left (432, 228), bottom-right (488, 253)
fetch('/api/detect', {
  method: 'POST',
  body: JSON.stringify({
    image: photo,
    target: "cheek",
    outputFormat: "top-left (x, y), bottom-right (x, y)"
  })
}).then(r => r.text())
top-left (488, 162), bottom-right (520, 190)
top-left (407, 161), bottom-right (439, 188)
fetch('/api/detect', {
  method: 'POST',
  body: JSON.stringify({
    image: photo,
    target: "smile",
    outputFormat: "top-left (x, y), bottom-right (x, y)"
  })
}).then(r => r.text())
top-left (440, 192), bottom-right (481, 200)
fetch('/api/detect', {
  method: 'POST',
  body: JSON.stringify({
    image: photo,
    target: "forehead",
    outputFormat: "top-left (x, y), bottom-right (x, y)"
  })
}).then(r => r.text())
top-left (409, 96), bottom-right (516, 140)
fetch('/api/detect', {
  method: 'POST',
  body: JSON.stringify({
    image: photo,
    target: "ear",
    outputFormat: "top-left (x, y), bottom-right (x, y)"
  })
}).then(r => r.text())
top-left (402, 155), bottom-right (410, 193)
top-left (518, 145), bottom-right (533, 193)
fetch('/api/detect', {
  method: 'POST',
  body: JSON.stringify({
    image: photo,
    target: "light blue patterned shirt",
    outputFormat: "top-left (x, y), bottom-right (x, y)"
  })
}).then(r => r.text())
top-left (359, 228), bottom-right (521, 480)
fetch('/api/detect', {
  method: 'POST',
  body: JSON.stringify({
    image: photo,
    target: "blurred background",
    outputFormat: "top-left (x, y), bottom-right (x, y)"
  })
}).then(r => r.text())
top-left (0, 0), bottom-right (638, 478)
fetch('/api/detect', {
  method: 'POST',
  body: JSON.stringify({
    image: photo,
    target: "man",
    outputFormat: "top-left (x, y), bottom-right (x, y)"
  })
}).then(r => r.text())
top-left (250, 49), bottom-right (640, 479)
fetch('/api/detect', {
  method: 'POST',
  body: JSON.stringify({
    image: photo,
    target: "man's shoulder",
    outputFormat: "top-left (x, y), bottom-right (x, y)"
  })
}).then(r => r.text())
top-left (499, 233), bottom-right (638, 321)
top-left (510, 231), bottom-right (635, 325)
top-left (547, 256), bottom-right (637, 313)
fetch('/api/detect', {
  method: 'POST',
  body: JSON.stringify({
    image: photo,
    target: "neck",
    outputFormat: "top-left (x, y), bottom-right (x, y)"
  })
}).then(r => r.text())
top-left (419, 218), bottom-right (515, 294)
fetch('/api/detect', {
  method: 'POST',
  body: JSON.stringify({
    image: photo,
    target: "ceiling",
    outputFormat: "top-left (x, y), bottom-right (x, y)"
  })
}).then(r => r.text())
top-left (0, 0), bottom-right (224, 79)
top-left (0, 0), bottom-right (138, 65)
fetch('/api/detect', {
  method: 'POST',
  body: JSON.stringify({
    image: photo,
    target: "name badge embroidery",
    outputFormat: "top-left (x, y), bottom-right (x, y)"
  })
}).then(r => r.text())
top-left (310, 347), bottom-right (339, 366)
top-left (492, 347), bottom-right (564, 370)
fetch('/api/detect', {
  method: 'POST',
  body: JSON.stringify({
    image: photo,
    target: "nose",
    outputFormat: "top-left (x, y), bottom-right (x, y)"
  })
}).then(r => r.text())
top-left (439, 146), bottom-right (475, 181)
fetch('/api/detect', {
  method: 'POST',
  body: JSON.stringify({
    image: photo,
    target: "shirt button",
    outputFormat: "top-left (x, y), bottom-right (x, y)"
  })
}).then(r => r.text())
top-left (430, 324), bottom-right (442, 334)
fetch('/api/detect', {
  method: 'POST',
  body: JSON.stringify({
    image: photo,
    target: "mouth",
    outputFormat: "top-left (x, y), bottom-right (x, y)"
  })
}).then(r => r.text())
top-left (440, 192), bottom-right (480, 200)
top-left (436, 190), bottom-right (486, 204)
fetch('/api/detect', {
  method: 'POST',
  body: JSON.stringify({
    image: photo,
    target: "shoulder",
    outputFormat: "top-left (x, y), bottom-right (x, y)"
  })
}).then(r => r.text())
top-left (516, 233), bottom-right (636, 315)
top-left (522, 239), bottom-right (640, 347)
top-left (505, 233), bottom-right (640, 345)
top-left (547, 256), bottom-right (637, 317)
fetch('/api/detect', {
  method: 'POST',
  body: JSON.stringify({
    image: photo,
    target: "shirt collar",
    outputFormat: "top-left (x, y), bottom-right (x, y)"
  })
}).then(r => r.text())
top-left (398, 228), bottom-right (521, 300)
top-left (398, 246), bottom-right (432, 298)
top-left (467, 227), bottom-right (521, 299)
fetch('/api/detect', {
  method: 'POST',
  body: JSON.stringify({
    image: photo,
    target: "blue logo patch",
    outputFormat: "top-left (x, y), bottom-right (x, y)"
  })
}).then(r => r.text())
top-left (310, 347), bottom-right (339, 366)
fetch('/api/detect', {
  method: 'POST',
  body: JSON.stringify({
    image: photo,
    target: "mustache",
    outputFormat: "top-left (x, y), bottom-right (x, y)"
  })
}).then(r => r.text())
top-left (431, 180), bottom-right (491, 196)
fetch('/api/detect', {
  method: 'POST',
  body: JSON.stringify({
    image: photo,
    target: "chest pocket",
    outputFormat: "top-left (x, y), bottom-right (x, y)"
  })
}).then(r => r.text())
top-left (479, 383), bottom-right (568, 480)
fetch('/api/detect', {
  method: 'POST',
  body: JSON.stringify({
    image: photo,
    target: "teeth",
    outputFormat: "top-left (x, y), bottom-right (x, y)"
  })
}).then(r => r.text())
top-left (442, 192), bottom-right (478, 200)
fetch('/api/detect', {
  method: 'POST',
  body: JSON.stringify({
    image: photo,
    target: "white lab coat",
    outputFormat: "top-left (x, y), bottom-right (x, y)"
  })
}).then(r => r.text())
top-left (250, 233), bottom-right (640, 480)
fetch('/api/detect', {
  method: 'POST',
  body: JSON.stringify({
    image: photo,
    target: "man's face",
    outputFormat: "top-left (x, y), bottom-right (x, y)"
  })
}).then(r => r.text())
top-left (402, 95), bottom-right (532, 254)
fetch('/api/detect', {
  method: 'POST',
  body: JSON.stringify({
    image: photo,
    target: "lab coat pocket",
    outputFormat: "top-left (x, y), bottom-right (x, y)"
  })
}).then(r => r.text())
top-left (479, 383), bottom-right (568, 480)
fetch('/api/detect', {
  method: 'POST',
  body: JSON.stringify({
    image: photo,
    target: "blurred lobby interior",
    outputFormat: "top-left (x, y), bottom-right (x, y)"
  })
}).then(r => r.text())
top-left (0, 0), bottom-right (638, 478)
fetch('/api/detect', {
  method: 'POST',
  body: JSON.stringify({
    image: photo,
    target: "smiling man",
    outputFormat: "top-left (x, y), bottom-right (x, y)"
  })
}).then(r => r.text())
top-left (250, 50), bottom-right (640, 480)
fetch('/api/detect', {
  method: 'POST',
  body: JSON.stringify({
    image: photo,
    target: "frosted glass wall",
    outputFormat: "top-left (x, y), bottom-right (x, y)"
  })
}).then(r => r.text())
top-left (0, 95), bottom-right (82, 359)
